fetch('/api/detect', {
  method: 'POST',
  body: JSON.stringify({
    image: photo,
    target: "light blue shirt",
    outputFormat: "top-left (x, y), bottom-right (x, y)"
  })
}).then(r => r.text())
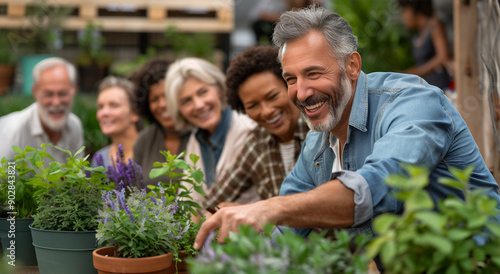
top-left (280, 71), bottom-right (500, 236)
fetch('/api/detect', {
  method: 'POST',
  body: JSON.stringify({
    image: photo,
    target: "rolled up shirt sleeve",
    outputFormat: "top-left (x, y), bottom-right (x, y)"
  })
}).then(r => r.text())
top-left (332, 170), bottom-right (373, 227)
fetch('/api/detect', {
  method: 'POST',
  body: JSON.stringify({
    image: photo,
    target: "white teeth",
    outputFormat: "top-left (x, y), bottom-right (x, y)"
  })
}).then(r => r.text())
top-left (196, 110), bottom-right (210, 119)
top-left (305, 101), bottom-right (325, 112)
top-left (266, 112), bottom-right (283, 124)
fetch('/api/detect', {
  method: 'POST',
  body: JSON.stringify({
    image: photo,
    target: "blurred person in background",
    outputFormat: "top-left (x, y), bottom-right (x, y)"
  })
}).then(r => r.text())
top-left (0, 57), bottom-right (83, 162)
top-left (131, 57), bottom-right (192, 186)
top-left (92, 76), bottom-right (140, 167)
top-left (398, 0), bottom-right (452, 91)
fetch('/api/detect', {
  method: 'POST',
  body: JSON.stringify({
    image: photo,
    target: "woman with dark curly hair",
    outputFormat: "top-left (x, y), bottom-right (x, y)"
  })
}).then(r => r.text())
top-left (204, 45), bottom-right (309, 211)
top-left (130, 57), bottom-right (191, 186)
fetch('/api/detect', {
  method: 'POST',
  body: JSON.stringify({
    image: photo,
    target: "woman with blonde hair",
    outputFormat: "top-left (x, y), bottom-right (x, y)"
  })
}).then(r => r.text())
top-left (164, 57), bottom-right (258, 211)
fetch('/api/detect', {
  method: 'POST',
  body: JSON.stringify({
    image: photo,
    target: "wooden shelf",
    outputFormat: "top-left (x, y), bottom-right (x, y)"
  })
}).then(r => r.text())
top-left (0, 0), bottom-right (234, 33)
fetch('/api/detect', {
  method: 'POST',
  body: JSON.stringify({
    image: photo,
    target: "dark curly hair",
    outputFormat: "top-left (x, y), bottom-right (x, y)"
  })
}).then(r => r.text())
top-left (130, 57), bottom-right (173, 124)
top-left (225, 46), bottom-right (285, 113)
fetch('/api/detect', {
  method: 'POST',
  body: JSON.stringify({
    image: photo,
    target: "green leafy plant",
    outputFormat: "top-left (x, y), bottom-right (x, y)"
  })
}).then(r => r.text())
top-left (28, 144), bottom-right (109, 231)
top-left (0, 146), bottom-right (47, 218)
top-left (149, 151), bottom-right (206, 262)
top-left (332, 0), bottom-right (413, 73)
top-left (189, 224), bottom-right (370, 273)
top-left (367, 165), bottom-right (500, 273)
top-left (0, 30), bottom-right (17, 64)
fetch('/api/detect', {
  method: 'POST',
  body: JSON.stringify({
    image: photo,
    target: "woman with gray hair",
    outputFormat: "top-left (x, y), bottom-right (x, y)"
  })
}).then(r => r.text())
top-left (92, 76), bottom-right (141, 168)
top-left (164, 57), bottom-right (258, 213)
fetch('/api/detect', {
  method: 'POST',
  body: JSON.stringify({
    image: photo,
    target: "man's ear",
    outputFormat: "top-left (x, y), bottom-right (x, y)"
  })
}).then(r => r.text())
top-left (345, 52), bottom-right (362, 81)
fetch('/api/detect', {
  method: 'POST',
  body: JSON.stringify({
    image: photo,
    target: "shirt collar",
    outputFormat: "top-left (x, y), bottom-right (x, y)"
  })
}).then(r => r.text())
top-left (348, 71), bottom-right (368, 133)
top-left (31, 103), bottom-right (45, 137)
top-left (195, 108), bottom-right (232, 148)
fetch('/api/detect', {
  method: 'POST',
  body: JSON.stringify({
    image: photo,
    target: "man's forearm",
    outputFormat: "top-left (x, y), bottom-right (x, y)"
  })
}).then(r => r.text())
top-left (268, 179), bottom-right (355, 229)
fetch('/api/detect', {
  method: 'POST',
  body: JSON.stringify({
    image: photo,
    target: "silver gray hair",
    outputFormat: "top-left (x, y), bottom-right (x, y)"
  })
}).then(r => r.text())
top-left (164, 57), bottom-right (227, 130)
top-left (32, 57), bottom-right (77, 87)
top-left (273, 5), bottom-right (358, 66)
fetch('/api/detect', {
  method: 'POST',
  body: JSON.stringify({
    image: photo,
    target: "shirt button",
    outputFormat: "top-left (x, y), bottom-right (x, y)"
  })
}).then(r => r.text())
top-left (316, 162), bottom-right (320, 167)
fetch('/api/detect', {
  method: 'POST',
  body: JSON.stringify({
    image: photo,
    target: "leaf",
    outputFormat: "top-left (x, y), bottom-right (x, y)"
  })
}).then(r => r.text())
top-left (405, 191), bottom-right (434, 212)
top-left (438, 177), bottom-right (465, 190)
top-left (414, 212), bottom-right (446, 232)
top-left (446, 229), bottom-right (471, 241)
top-left (12, 146), bottom-right (23, 155)
top-left (467, 214), bottom-right (488, 229)
top-left (74, 146), bottom-right (86, 157)
top-left (191, 170), bottom-right (204, 184)
top-left (149, 167), bottom-right (170, 179)
top-left (373, 213), bottom-right (397, 234)
top-left (414, 233), bottom-right (453, 255)
top-left (193, 185), bottom-right (205, 196)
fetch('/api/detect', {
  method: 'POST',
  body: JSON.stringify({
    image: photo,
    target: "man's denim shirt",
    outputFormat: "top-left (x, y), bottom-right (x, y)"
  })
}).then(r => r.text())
top-left (280, 71), bottom-right (500, 237)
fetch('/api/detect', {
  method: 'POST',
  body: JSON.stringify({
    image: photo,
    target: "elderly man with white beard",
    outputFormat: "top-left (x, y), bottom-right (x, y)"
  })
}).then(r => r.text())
top-left (0, 57), bottom-right (83, 162)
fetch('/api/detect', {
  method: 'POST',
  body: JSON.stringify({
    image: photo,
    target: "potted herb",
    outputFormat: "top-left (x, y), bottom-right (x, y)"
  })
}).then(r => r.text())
top-left (367, 165), bottom-right (500, 273)
top-left (92, 150), bottom-right (205, 274)
top-left (148, 151), bottom-right (206, 273)
top-left (189, 224), bottom-right (370, 273)
top-left (0, 146), bottom-right (45, 266)
top-left (76, 22), bottom-right (113, 93)
top-left (28, 144), bottom-right (109, 274)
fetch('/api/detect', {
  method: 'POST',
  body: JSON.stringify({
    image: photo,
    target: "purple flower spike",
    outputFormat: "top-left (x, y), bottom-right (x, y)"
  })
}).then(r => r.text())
top-left (94, 153), bottom-right (105, 168)
top-left (150, 196), bottom-right (157, 205)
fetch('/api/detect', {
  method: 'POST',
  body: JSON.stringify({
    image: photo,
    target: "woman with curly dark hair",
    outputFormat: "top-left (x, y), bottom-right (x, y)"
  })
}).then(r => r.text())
top-left (204, 45), bottom-right (309, 211)
top-left (130, 57), bottom-right (191, 186)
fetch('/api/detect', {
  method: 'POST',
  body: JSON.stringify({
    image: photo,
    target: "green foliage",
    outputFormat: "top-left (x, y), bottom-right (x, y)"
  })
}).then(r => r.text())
top-left (110, 46), bottom-right (159, 78)
top-left (0, 146), bottom-right (45, 218)
top-left (0, 30), bottom-right (17, 64)
top-left (75, 22), bottom-right (113, 67)
top-left (28, 144), bottom-right (110, 231)
top-left (164, 26), bottom-right (216, 61)
top-left (332, 0), bottom-right (414, 73)
top-left (189, 224), bottom-right (370, 273)
top-left (367, 165), bottom-right (500, 273)
top-left (148, 151), bottom-right (206, 260)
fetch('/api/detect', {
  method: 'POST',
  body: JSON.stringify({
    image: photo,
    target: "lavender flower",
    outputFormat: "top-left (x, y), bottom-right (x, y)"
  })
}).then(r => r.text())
top-left (94, 153), bottom-right (105, 168)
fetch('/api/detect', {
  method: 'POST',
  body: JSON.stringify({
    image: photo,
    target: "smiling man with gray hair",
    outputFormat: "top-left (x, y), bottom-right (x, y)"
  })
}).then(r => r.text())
top-left (0, 57), bottom-right (83, 162)
top-left (194, 6), bottom-right (500, 264)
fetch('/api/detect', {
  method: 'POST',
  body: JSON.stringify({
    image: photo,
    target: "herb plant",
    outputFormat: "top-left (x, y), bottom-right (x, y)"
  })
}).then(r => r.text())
top-left (29, 144), bottom-right (109, 231)
top-left (190, 224), bottom-right (370, 274)
top-left (0, 146), bottom-right (46, 218)
top-left (96, 186), bottom-right (189, 258)
top-left (367, 165), bottom-right (500, 273)
top-left (149, 151), bottom-right (206, 262)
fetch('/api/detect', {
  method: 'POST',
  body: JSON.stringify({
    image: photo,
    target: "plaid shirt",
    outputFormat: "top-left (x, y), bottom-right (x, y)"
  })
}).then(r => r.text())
top-left (204, 117), bottom-right (309, 209)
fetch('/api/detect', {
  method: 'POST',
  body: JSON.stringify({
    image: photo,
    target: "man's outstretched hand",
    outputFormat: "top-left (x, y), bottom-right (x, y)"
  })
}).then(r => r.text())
top-left (193, 200), bottom-right (274, 250)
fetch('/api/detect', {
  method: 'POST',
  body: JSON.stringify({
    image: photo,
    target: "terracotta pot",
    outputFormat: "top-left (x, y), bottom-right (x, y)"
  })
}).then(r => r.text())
top-left (93, 246), bottom-right (173, 274)
top-left (0, 64), bottom-right (15, 94)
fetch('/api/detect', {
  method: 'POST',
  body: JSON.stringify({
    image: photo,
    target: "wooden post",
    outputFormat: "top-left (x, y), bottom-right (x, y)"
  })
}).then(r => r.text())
top-left (454, 0), bottom-right (484, 154)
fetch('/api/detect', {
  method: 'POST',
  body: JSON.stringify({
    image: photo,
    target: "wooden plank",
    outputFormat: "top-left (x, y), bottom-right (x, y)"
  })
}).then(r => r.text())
top-left (0, 16), bottom-right (233, 32)
top-left (0, 0), bottom-right (233, 10)
top-left (80, 4), bottom-right (97, 19)
top-left (7, 3), bottom-right (25, 17)
top-left (147, 7), bottom-right (166, 21)
top-left (454, 0), bottom-right (484, 152)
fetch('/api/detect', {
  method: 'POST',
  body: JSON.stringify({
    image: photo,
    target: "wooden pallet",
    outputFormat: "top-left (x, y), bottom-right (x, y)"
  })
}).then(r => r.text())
top-left (0, 0), bottom-right (234, 32)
